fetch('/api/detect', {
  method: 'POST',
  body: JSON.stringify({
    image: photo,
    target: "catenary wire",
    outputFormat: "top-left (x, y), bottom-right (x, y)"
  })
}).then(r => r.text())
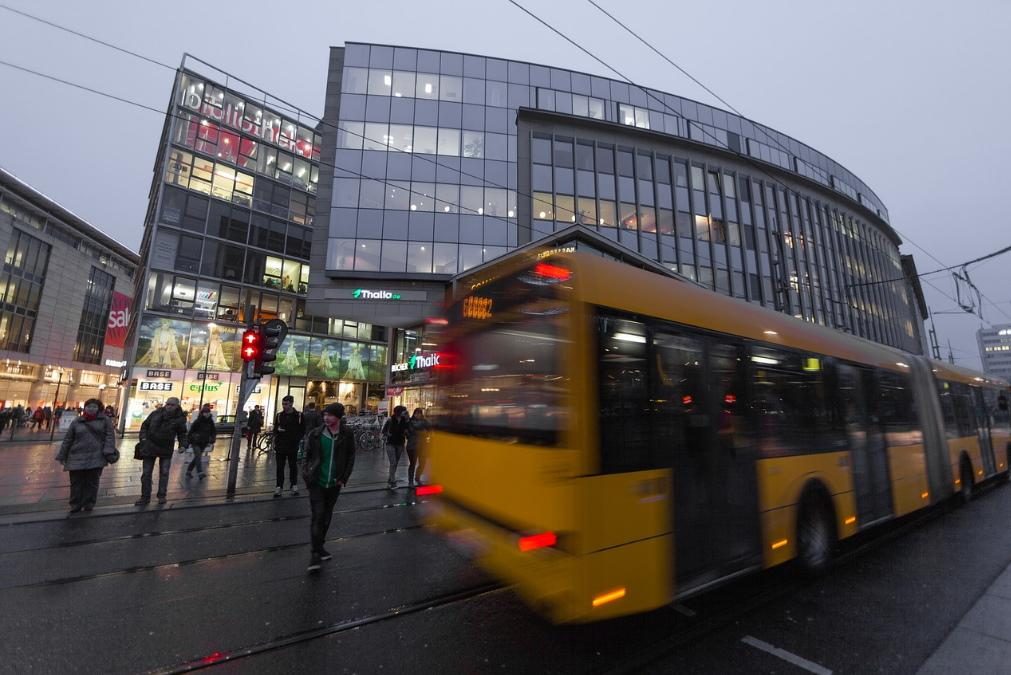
top-left (0, 59), bottom-right (537, 242)
top-left (4, 1), bottom-right (906, 305)
top-left (1, 2), bottom-right (986, 330)
top-left (584, 0), bottom-right (1009, 326)
top-left (512, 0), bottom-right (1008, 330)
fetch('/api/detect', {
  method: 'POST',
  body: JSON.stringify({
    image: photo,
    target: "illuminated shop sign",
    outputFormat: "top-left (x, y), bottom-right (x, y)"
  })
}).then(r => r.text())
top-left (140, 382), bottom-right (173, 392)
top-left (353, 288), bottom-right (401, 300)
top-left (105, 359), bottom-right (127, 368)
top-left (178, 83), bottom-right (316, 159)
top-left (146, 370), bottom-right (172, 378)
top-left (187, 382), bottom-right (222, 393)
top-left (391, 353), bottom-right (441, 373)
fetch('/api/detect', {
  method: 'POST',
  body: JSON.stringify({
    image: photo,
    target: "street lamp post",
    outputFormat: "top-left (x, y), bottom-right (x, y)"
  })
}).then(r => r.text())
top-left (48, 370), bottom-right (64, 443)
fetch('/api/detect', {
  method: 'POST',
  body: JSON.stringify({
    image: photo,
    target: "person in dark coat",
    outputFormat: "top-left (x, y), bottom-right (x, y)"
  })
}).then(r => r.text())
top-left (407, 408), bottom-right (431, 487)
top-left (382, 406), bottom-right (410, 489)
top-left (186, 403), bottom-right (216, 479)
top-left (135, 397), bottom-right (188, 506)
top-left (246, 405), bottom-right (264, 450)
top-left (301, 403), bottom-right (356, 572)
top-left (302, 402), bottom-right (323, 435)
top-left (273, 395), bottom-right (305, 497)
top-left (56, 399), bottom-right (118, 513)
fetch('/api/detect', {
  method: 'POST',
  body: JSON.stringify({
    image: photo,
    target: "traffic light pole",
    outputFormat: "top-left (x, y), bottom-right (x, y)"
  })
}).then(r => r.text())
top-left (226, 305), bottom-right (257, 498)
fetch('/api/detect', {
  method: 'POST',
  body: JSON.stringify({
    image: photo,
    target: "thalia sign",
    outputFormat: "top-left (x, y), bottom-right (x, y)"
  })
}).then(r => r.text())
top-left (353, 288), bottom-right (402, 300)
top-left (391, 352), bottom-right (441, 372)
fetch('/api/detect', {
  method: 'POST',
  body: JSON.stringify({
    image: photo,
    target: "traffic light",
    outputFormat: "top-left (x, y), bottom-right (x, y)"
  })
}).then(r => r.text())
top-left (241, 328), bottom-right (261, 363)
top-left (256, 319), bottom-right (288, 376)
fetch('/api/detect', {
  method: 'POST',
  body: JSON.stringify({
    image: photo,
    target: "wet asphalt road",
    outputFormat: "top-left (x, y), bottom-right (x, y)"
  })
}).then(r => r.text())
top-left (2, 478), bottom-right (1009, 674)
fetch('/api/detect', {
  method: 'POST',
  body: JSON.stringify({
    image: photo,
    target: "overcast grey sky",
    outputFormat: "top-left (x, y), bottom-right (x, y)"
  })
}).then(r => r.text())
top-left (0, 0), bottom-right (1007, 368)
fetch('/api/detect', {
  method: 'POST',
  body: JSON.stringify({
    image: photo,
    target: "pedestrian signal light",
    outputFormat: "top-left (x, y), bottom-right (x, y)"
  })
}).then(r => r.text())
top-left (256, 319), bottom-right (288, 377)
top-left (241, 328), bottom-right (261, 362)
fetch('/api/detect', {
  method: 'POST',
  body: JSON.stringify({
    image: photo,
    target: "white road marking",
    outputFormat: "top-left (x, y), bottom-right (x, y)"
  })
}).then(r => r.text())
top-left (741, 635), bottom-right (833, 675)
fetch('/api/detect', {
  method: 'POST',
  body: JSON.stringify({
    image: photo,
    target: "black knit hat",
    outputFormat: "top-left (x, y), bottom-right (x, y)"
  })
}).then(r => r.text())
top-left (323, 403), bottom-right (345, 418)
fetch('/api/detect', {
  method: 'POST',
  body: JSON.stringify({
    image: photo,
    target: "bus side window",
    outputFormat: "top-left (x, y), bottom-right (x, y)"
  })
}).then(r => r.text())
top-left (878, 371), bottom-right (921, 447)
top-left (597, 315), bottom-right (651, 473)
top-left (937, 380), bottom-right (958, 439)
top-left (951, 382), bottom-right (977, 437)
top-left (652, 329), bottom-right (704, 465)
top-left (750, 347), bottom-right (829, 456)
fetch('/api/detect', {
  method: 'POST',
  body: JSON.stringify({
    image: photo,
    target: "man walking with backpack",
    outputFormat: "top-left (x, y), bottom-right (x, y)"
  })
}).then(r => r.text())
top-left (302, 403), bottom-right (356, 572)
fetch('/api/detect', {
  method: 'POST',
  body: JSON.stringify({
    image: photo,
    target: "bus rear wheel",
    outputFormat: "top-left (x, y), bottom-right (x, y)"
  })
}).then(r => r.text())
top-left (959, 460), bottom-right (974, 503)
top-left (797, 495), bottom-right (835, 575)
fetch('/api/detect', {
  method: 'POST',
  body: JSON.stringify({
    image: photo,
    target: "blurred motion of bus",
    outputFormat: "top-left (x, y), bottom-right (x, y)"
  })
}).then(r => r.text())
top-left (422, 251), bottom-right (1011, 623)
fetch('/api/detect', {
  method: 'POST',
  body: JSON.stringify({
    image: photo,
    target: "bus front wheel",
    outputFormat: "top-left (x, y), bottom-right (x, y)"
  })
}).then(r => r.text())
top-left (797, 491), bottom-right (836, 575)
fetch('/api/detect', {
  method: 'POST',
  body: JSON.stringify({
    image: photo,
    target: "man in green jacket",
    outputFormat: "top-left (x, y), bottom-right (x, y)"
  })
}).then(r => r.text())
top-left (301, 403), bottom-right (356, 572)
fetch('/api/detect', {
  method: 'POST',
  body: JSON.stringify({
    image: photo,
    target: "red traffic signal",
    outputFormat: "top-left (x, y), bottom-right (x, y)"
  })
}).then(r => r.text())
top-left (241, 328), bottom-right (261, 362)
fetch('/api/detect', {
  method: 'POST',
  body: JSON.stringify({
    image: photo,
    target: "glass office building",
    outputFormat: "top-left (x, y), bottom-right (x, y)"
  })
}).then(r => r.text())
top-left (309, 42), bottom-right (926, 359)
top-left (0, 168), bottom-right (137, 410)
top-left (125, 57), bottom-right (388, 429)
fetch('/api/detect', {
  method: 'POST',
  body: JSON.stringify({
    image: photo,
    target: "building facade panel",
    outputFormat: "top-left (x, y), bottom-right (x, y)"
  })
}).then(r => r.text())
top-left (0, 169), bottom-right (137, 410)
top-left (124, 59), bottom-right (390, 430)
top-left (310, 42), bottom-right (921, 356)
top-left (978, 325), bottom-right (1011, 382)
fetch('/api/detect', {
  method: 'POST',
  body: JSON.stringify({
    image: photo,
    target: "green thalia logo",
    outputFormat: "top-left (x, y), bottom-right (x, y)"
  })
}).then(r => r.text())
top-left (353, 288), bottom-right (401, 300)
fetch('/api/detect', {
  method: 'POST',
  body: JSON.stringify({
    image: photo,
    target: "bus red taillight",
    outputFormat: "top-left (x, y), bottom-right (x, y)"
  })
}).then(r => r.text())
top-left (532, 262), bottom-right (572, 281)
top-left (518, 531), bottom-right (557, 552)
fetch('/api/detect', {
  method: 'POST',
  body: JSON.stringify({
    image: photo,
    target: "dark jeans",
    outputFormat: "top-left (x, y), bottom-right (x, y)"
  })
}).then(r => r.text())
top-left (141, 455), bottom-right (172, 498)
top-left (187, 445), bottom-right (207, 475)
top-left (308, 483), bottom-right (341, 553)
top-left (276, 447), bottom-right (299, 488)
top-left (69, 468), bottom-right (102, 508)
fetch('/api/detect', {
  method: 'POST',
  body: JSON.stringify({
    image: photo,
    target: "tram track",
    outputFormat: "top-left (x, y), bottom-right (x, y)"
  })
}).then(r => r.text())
top-left (0, 497), bottom-right (419, 555)
top-left (3, 521), bottom-right (424, 590)
top-left (147, 582), bottom-right (506, 674)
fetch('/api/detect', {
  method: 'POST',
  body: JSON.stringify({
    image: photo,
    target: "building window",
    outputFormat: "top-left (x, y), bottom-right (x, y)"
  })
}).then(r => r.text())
top-left (0, 229), bottom-right (51, 353)
top-left (73, 267), bottom-right (115, 364)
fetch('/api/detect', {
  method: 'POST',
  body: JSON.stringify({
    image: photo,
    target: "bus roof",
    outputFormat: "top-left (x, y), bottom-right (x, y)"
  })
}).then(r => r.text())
top-left (557, 251), bottom-right (925, 374)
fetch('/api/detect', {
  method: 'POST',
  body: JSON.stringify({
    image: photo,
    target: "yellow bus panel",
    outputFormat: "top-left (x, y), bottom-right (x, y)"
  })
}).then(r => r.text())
top-left (429, 430), bottom-right (579, 533)
top-left (947, 436), bottom-right (981, 489)
top-left (755, 452), bottom-right (858, 567)
top-left (582, 534), bottom-right (673, 621)
top-left (578, 470), bottom-right (671, 554)
top-left (888, 444), bottom-right (930, 516)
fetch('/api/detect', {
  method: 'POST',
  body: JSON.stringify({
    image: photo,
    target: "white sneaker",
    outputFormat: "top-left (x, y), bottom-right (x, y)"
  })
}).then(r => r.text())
top-left (273, 487), bottom-right (282, 498)
top-left (291, 485), bottom-right (299, 496)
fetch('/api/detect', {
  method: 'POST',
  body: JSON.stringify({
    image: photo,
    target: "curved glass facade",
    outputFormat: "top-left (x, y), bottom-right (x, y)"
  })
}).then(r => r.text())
top-left (317, 42), bottom-right (921, 353)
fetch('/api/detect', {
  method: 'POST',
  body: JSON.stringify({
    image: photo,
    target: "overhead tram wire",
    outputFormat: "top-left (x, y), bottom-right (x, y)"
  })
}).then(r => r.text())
top-left (570, 0), bottom-right (1011, 325)
top-left (3, 1), bottom-right (907, 290)
top-left (505, 0), bottom-right (954, 331)
top-left (0, 3), bottom-right (579, 225)
top-left (0, 59), bottom-right (544, 247)
top-left (844, 243), bottom-right (1011, 290)
top-left (4, 2), bottom-right (996, 324)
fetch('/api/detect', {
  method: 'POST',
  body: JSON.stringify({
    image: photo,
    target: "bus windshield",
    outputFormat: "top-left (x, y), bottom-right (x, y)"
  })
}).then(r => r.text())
top-left (439, 307), bottom-right (568, 446)
top-left (438, 259), bottom-right (573, 447)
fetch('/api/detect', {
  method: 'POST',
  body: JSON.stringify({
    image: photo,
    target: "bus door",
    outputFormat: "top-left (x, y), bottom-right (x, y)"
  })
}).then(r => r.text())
top-left (838, 364), bottom-right (893, 524)
top-left (971, 388), bottom-right (997, 475)
top-left (653, 330), bottom-right (760, 585)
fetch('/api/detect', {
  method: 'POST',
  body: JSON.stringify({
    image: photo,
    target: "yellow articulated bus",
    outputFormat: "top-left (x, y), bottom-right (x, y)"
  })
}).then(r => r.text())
top-left (422, 251), bottom-right (1010, 623)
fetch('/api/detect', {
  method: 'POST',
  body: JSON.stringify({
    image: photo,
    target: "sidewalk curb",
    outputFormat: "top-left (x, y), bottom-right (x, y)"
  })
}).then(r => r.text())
top-left (0, 481), bottom-right (415, 526)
